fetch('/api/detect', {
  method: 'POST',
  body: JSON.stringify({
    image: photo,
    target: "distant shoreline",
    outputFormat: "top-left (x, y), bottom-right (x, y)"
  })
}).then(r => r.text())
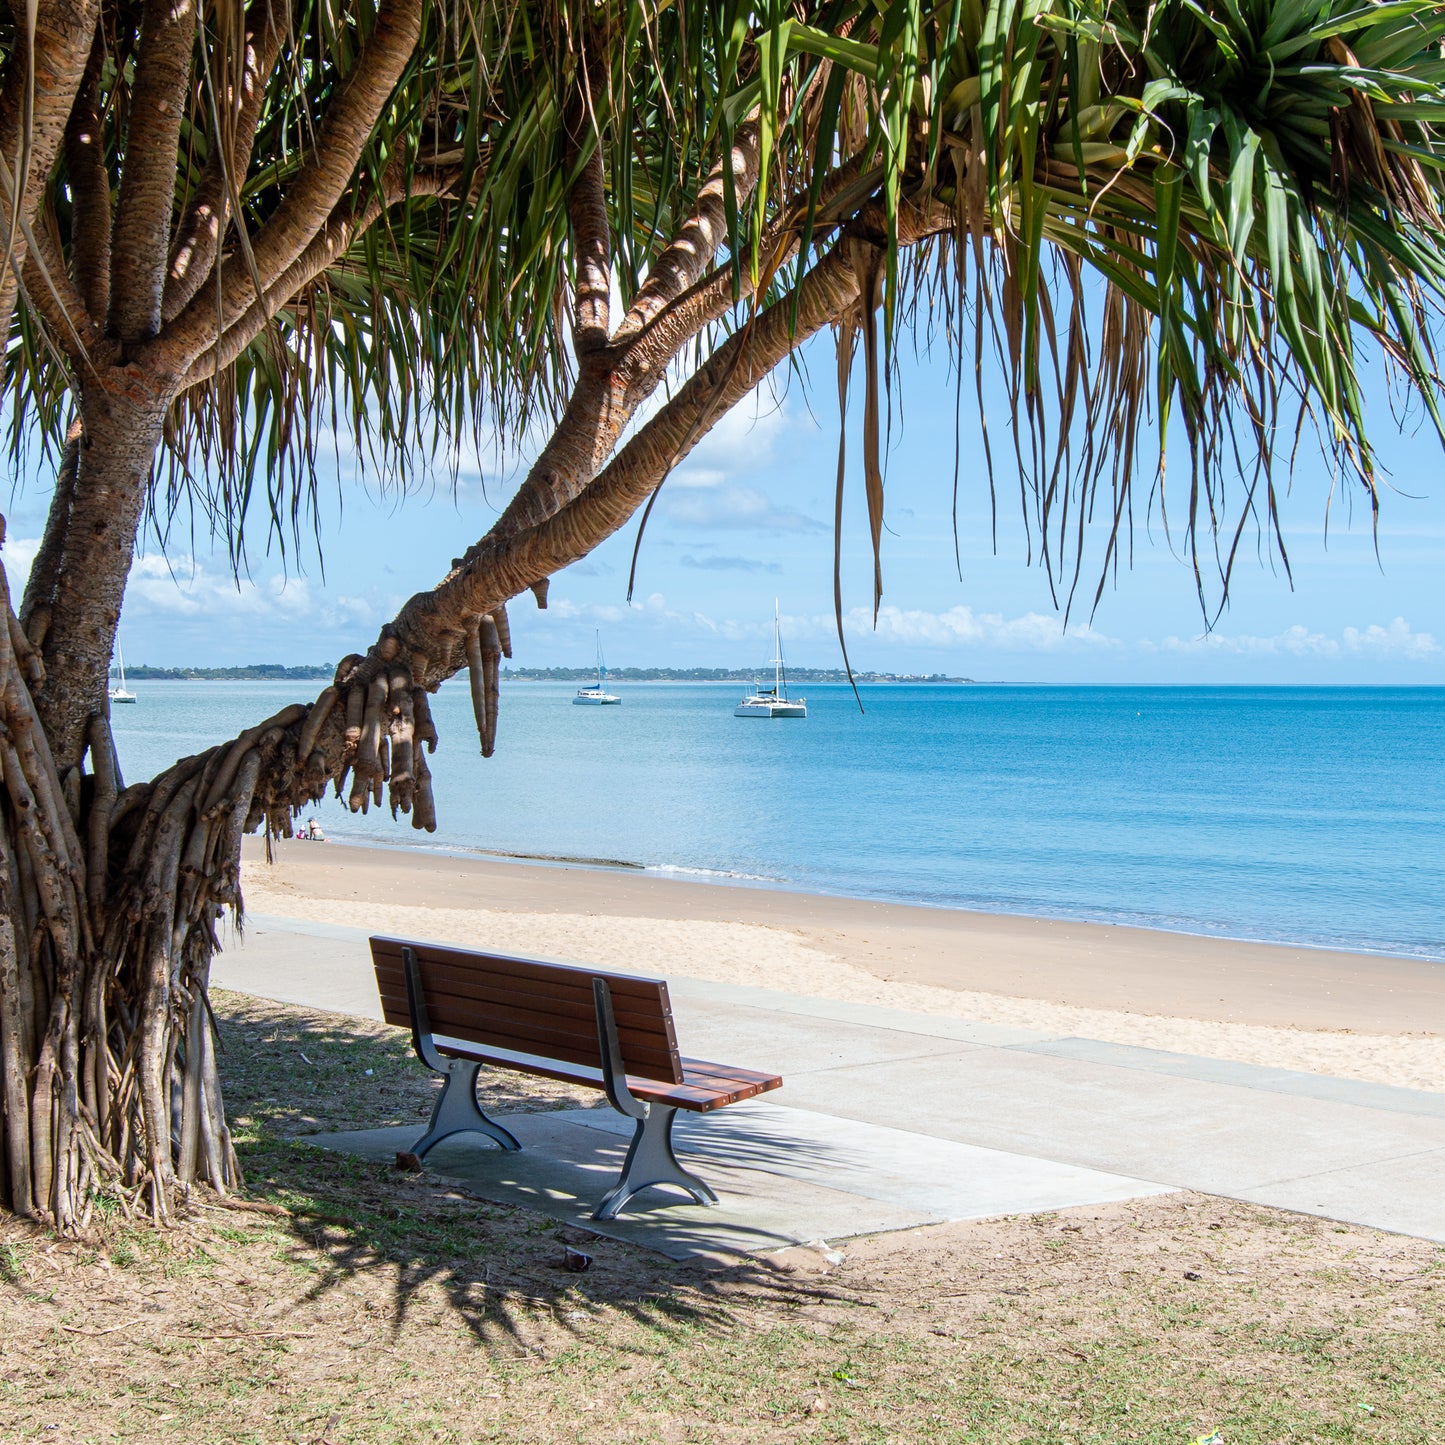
top-left (123, 664), bottom-right (974, 683)
top-left (125, 665), bottom-right (336, 681)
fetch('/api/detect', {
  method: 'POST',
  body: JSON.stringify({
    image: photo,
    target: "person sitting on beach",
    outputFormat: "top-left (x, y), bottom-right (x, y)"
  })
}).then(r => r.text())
top-left (306, 817), bottom-right (325, 842)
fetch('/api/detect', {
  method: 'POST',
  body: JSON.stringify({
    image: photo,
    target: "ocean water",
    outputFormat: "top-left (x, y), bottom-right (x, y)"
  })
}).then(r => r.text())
top-left (109, 681), bottom-right (1445, 963)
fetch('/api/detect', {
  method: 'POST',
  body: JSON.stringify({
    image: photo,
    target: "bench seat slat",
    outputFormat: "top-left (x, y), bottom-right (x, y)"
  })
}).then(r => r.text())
top-left (374, 970), bottom-right (672, 1031)
top-left (373, 959), bottom-right (671, 1023)
top-left (374, 978), bottom-right (675, 1042)
top-left (429, 1036), bottom-right (782, 1113)
top-left (378, 994), bottom-right (682, 1075)
top-left (370, 938), bottom-right (666, 1000)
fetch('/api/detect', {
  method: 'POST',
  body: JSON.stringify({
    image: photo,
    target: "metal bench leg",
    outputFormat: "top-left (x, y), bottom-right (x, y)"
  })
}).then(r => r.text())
top-left (411, 1058), bottom-right (521, 1159)
top-left (592, 1105), bottom-right (719, 1221)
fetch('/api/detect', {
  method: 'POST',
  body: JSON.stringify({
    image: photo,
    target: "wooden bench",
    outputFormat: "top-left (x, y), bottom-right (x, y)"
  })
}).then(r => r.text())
top-left (370, 936), bottom-right (783, 1219)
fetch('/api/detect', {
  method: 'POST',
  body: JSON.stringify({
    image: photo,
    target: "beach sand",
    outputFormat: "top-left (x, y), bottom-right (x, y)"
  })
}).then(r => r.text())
top-left (239, 837), bottom-right (1445, 1093)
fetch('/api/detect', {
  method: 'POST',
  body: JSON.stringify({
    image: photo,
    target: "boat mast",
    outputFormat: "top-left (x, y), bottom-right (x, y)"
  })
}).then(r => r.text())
top-left (773, 599), bottom-right (787, 699)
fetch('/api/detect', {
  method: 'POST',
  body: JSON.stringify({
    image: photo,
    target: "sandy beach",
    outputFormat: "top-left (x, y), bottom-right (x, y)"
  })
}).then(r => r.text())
top-left (239, 836), bottom-right (1445, 1093)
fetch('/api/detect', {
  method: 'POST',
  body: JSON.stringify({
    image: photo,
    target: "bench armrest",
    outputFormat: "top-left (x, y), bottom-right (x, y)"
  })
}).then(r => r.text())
top-left (593, 978), bottom-right (647, 1121)
top-left (403, 945), bottom-right (450, 1074)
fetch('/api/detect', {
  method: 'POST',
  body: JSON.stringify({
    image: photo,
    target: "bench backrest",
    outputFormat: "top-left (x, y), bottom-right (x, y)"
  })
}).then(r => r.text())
top-left (369, 936), bottom-right (685, 1085)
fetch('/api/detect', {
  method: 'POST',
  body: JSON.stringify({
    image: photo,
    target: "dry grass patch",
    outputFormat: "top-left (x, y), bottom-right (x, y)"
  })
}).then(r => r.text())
top-left (0, 990), bottom-right (1440, 1444)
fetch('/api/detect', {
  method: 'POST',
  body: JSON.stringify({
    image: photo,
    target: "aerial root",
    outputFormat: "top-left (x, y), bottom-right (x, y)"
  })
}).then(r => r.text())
top-left (387, 667), bottom-right (415, 818)
top-left (492, 601), bottom-right (512, 659)
top-left (478, 615), bottom-right (501, 758)
top-left (465, 619), bottom-right (488, 756)
top-left (296, 686), bottom-right (338, 761)
top-left (348, 675), bottom-right (389, 813)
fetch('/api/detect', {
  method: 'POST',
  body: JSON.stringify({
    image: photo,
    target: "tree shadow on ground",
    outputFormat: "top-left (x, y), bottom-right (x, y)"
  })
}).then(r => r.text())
top-left (213, 990), bottom-right (851, 1354)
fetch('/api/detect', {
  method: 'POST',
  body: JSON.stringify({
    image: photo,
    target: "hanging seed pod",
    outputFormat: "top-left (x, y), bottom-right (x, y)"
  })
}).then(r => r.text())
top-left (343, 682), bottom-right (365, 748)
top-left (388, 672), bottom-right (415, 817)
top-left (355, 675), bottom-right (389, 777)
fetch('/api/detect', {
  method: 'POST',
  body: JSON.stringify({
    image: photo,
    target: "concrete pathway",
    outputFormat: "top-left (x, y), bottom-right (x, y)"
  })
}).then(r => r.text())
top-left (217, 914), bottom-right (1445, 1258)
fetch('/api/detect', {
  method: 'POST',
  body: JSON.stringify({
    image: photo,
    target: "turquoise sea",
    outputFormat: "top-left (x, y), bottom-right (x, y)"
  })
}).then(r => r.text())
top-left (109, 681), bottom-right (1445, 963)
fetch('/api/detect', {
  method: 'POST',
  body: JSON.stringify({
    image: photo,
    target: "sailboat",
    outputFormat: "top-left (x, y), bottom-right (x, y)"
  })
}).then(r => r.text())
top-left (735, 602), bottom-right (806, 718)
top-left (572, 631), bottom-right (620, 705)
top-left (109, 646), bottom-right (137, 704)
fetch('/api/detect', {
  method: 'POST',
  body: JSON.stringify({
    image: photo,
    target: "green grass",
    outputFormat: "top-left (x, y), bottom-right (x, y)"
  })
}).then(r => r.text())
top-left (0, 990), bottom-right (1440, 1443)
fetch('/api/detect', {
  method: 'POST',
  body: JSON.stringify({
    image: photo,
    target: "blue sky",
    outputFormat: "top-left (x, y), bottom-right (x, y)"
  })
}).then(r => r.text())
top-left (4, 323), bottom-right (1443, 683)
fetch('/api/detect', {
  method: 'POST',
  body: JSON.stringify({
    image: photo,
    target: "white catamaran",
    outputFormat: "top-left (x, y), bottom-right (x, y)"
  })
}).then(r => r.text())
top-left (735, 602), bottom-right (806, 719)
top-left (109, 647), bottom-right (137, 705)
top-left (573, 631), bottom-right (620, 705)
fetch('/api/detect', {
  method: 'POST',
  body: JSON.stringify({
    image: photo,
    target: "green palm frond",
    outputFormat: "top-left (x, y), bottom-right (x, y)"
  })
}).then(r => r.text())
top-left (774, 0), bottom-right (1445, 614)
top-left (5, 0), bottom-right (1445, 611)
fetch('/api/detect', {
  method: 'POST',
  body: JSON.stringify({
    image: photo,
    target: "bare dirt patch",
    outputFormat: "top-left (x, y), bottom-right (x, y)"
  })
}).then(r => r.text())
top-left (0, 991), bottom-right (1440, 1444)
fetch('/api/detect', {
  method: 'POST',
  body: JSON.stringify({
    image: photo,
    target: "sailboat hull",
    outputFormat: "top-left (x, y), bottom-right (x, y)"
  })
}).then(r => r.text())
top-left (573, 690), bottom-right (620, 705)
top-left (734, 698), bottom-right (806, 718)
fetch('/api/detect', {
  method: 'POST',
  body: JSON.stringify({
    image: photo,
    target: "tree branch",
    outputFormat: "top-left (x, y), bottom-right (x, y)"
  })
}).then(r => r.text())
top-left (62, 31), bottom-right (109, 320)
top-left (616, 154), bottom-right (872, 398)
top-left (394, 209), bottom-right (947, 651)
top-left (151, 0), bottom-right (422, 374)
top-left (162, 0), bottom-right (285, 323)
top-left (0, 0), bottom-right (103, 352)
top-left (18, 205), bottom-right (100, 362)
top-left (566, 116), bottom-right (610, 353)
top-left (611, 120), bottom-right (760, 348)
top-left (178, 166), bottom-right (461, 388)
top-left (108, 0), bottom-right (200, 343)
top-left (485, 119), bottom-right (767, 545)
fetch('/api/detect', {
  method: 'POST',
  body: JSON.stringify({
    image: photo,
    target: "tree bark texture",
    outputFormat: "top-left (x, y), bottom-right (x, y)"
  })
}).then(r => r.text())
top-left (0, 0), bottom-right (105, 347)
top-left (24, 379), bottom-right (169, 772)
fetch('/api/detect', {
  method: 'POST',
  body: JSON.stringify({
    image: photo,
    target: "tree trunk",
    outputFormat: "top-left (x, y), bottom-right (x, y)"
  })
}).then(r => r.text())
top-left (23, 381), bottom-right (167, 772)
top-left (1, 534), bottom-right (280, 1223)
top-left (1, 375), bottom-right (242, 1228)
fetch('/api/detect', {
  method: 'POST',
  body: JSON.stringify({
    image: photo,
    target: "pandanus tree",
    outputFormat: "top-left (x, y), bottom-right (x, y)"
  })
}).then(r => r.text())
top-left (3, 0), bottom-right (1445, 1229)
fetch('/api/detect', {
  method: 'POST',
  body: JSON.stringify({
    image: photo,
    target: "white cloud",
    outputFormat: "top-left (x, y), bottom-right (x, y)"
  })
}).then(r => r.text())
top-left (1156, 617), bottom-right (1438, 660)
top-left (664, 485), bottom-right (825, 533)
top-left (1342, 618), bottom-right (1438, 659)
top-left (682, 392), bottom-right (789, 472)
top-left (124, 551), bottom-right (384, 631)
top-left (544, 590), bottom-right (761, 643)
top-left (839, 603), bottom-right (1121, 652)
top-left (669, 467), bottom-right (726, 491)
top-left (681, 553), bottom-right (781, 574)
